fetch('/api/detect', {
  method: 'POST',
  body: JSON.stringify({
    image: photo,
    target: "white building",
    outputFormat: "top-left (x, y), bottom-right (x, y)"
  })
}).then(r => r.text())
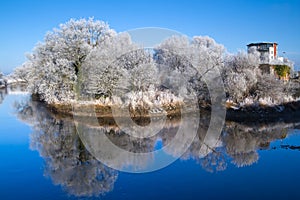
top-left (247, 42), bottom-right (278, 63)
top-left (247, 42), bottom-right (294, 80)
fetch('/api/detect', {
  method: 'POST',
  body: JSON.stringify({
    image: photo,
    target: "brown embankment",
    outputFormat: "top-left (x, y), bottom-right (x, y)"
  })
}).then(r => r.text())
top-left (47, 100), bottom-right (300, 124)
top-left (48, 102), bottom-right (183, 118)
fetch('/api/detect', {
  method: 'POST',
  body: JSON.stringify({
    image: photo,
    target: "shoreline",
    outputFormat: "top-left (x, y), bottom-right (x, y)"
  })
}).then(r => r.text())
top-left (226, 100), bottom-right (300, 122)
top-left (48, 101), bottom-right (185, 119)
top-left (46, 100), bottom-right (300, 123)
top-left (45, 101), bottom-right (300, 133)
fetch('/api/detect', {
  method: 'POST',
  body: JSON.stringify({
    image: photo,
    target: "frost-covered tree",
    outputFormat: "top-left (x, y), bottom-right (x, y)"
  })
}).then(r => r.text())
top-left (10, 62), bottom-right (34, 84)
top-left (81, 33), bottom-right (157, 100)
top-left (255, 73), bottom-right (289, 103)
top-left (116, 49), bottom-right (157, 91)
top-left (155, 35), bottom-right (225, 76)
top-left (155, 36), bottom-right (198, 82)
top-left (191, 36), bottom-right (225, 102)
top-left (191, 36), bottom-right (225, 72)
top-left (223, 51), bottom-right (260, 102)
top-left (25, 18), bottom-right (116, 103)
top-left (222, 49), bottom-right (298, 105)
top-left (154, 35), bottom-right (225, 103)
top-left (154, 37), bottom-right (195, 102)
top-left (80, 33), bottom-right (132, 98)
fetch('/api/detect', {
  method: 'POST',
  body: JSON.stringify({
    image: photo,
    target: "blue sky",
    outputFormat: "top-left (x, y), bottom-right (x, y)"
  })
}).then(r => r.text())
top-left (0, 0), bottom-right (299, 73)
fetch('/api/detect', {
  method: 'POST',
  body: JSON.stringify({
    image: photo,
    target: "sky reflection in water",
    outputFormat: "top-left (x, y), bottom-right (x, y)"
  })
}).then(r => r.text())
top-left (0, 91), bottom-right (300, 200)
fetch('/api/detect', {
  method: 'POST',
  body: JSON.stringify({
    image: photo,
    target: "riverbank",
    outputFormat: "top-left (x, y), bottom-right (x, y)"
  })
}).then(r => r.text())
top-left (48, 101), bottom-right (184, 119)
top-left (0, 75), bottom-right (27, 89)
top-left (226, 100), bottom-right (300, 123)
top-left (46, 99), bottom-right (300, 123)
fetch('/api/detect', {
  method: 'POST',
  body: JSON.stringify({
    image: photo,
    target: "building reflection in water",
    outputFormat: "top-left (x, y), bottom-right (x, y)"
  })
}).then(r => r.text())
top-left (14, 98), bottom-right (297, 197)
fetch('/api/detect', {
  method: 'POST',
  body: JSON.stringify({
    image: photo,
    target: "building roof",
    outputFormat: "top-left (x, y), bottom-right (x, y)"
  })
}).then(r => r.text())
top-left (247, 42), bottom-right (278, 47)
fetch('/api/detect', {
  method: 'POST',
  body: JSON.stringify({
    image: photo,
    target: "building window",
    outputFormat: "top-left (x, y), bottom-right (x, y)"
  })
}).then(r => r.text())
top-left (271, 56), bottom-right (274, 59)
top-left (271, 51), bottom-right (273, 54)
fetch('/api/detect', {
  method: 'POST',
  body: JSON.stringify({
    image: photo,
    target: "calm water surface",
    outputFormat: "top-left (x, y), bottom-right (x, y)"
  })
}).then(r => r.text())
top-left (1, 89), bottom-right (300, 200)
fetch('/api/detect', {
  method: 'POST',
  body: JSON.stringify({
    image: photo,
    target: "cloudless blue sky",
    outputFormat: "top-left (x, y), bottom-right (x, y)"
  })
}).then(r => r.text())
top-left (0, 0), bottom-right (299, 73)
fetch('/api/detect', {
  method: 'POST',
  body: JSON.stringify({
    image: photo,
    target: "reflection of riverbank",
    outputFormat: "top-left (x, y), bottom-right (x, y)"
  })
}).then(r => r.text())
top-left (0, 75), bottom-right (27, 89)
top-left (0, 85), bottom-right (28, 105)
top-left (13, 97), bottom-right (300, 197)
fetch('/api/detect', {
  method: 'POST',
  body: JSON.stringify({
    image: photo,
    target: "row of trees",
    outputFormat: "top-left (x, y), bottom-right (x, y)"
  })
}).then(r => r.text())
top-left (12, 18), bottom-right (299, 107)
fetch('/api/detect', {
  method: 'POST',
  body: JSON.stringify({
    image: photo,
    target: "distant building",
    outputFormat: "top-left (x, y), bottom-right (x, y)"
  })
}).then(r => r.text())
top-left (247, 42), bottom-right (277, 63)
top-left (247, 42), bottom-right (294, 81)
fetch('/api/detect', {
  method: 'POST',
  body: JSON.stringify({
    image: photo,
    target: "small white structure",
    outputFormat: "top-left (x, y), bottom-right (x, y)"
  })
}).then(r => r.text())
top-left (277, 57), bottom-right (284, 62)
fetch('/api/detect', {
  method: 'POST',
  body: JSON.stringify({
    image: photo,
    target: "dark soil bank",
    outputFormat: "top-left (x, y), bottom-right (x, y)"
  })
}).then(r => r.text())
top-left (226, 101), bottom-right (300, 123)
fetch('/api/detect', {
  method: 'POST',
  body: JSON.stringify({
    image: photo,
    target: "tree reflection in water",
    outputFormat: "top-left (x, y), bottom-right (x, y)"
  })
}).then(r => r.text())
top-left (0, 89), bottom-right (7, 105)
top-left (14, 98), bottom-right (297, 197)
top-left (14, 100), bottom-right (118, 197)
top-left (223, 122), bottom-right (289, 168)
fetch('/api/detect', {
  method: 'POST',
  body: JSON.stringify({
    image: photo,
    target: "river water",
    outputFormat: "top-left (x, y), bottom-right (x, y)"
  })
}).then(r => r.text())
top-left (1, 89), bottom-right (300, 200)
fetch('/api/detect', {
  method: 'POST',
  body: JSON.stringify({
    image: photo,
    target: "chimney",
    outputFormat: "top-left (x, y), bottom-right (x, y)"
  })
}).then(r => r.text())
top-left (274, 43), bottom-right (277, 58)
